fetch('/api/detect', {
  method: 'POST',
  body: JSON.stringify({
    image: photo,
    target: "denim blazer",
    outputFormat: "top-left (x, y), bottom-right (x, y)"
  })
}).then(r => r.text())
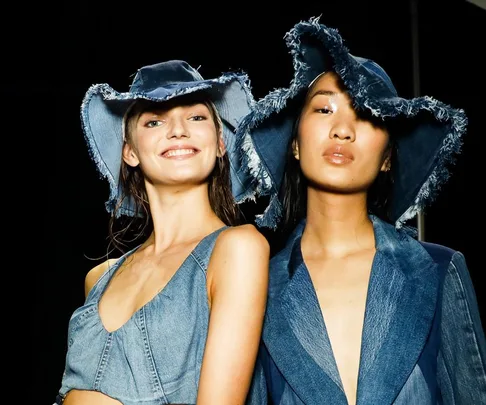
top-left (246, 216), bottom-right (486, 404)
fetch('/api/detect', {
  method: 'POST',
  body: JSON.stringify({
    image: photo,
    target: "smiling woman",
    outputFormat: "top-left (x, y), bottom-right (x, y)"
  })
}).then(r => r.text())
top-left (120, 94), bottom-right (239, 235)
top-left (54, 60), bottom-right (270, 405)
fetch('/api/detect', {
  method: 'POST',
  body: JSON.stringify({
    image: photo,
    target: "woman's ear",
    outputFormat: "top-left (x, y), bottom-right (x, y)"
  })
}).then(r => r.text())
top-left (217, 132), bottom-right (227, 157)
top-left (292, 139), bottom-right (300, 160)
top-left (380, 150), bottom-right (391, 172)
top-left (122, 142), bottom-right (140, 167)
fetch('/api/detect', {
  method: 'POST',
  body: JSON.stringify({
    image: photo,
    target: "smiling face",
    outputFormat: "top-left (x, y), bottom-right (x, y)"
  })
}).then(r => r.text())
top-left (122, 96), bottom-right (225, 187)
top-left (294, 72), bottom-right (391, 194)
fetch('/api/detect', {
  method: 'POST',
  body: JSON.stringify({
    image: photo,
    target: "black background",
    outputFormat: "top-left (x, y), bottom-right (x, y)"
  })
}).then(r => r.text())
top-left (40, 1), bottom-right (484, 403)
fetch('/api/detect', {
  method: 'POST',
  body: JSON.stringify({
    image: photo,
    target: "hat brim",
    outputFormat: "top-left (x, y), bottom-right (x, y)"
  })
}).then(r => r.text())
top-left (236, 17), bottom-right (467, 229)
top-left (81, 73), bottom-right (255, 217)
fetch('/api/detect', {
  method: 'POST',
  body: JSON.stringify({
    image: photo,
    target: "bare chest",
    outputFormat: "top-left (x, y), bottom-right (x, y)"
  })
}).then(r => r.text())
top-left (306, 251), bottom-right (375, 405)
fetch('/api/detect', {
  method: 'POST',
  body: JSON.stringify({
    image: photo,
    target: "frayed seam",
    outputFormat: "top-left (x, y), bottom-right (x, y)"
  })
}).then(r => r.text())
top-left (241, 130), bottom-right (272, 193)
top-left (395, 107), bottom-right (466, 228)
top-left (255, 194), bottom-right (283, 229)
top-left (80, 85), bottom-right (118, 191)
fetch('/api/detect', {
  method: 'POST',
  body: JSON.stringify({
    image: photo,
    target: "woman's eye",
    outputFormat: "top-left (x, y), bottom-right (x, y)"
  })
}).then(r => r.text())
top-left (190, 115), bottom-right (206, 121)
top-left (316, 107), bottom-right (332, 114)
top-left (146, 120), bottom-right (162, 128)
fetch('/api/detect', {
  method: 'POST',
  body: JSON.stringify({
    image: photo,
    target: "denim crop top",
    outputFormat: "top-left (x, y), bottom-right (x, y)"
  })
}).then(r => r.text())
top-left (56, 226), bottom-right (228, 405)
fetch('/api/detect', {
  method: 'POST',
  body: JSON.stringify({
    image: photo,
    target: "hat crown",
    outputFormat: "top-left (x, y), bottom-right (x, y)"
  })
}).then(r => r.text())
top-left (355, 57), bottom-right (398, 97)
top-left (130, 60), bottom-right (204, 94)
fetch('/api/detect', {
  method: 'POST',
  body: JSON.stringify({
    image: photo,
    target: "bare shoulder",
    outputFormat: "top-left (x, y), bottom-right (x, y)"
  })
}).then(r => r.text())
top-left (84, 258), bottom-right (118, 297)
top-left (216, 224), bottom-right (270, 253)
top-left (207, 224), bottom-right (270, 305)
top-left (208, 224), bottom-right (270, 283)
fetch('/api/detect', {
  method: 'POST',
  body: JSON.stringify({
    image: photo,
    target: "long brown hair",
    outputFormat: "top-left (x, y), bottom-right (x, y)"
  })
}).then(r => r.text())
top-left (108, 93), bottom-right (241, 253)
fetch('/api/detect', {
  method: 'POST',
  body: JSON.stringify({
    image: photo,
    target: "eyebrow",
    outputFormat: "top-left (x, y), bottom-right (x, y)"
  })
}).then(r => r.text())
top-left (309, 89), bottom-right (338, 99)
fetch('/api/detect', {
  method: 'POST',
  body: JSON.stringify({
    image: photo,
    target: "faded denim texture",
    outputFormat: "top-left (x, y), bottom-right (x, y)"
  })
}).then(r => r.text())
top-left (246, 216), bottom-right (486, 404)
top-left (56, 226), bottom-right (227, 405)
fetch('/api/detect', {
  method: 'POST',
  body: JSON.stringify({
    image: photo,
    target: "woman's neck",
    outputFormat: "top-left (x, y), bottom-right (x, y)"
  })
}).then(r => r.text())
top-left (144, 182), bottom-right (225, 253)
top-left (303, 188), bottom-right (375, 258)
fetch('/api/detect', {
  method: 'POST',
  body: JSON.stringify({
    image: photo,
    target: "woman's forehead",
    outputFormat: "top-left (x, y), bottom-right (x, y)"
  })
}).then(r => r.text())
top-left (304, 72), bottom-right (351, 105)
top-left (309, 71), bottom-right (346, 93)
top-left (141, 100), bottom-right (209, 113)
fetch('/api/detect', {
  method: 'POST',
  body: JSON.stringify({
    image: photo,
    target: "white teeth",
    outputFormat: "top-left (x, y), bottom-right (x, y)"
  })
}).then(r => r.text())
top-left (165, 149), bottom-right (195, 157)
top-left (333, 153), bottom-right (343, 157)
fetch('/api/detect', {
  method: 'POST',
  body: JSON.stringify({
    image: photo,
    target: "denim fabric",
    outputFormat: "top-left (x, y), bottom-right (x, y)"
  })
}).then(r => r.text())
top-left (247, 216), bottom-right (486, 404)
top-left (56, 226), bottom-right (227, 405)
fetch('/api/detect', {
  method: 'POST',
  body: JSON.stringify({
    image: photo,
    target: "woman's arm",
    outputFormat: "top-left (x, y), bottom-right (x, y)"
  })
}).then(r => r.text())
top-left (437, 251), bottom-right (486, 404)
top-left (197, 224), bottom-right (270, 405)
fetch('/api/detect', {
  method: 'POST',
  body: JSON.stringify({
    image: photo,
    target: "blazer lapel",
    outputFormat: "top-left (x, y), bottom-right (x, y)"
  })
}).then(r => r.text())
top-left (357, 217), bottom-right (439, 405)
top-left (263, 231), bottom-right (347, 404)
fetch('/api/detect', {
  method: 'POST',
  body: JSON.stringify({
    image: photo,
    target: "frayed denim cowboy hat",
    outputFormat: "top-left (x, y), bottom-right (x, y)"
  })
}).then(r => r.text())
top-left (81, 59), bottom-right (256, 216)
top-left (236, 17), bottom-right (467, 229)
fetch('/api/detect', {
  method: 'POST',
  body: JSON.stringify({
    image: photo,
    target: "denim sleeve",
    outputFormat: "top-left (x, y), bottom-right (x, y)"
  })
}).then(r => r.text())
top-left (437, 251), bottom-right (486, 404)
